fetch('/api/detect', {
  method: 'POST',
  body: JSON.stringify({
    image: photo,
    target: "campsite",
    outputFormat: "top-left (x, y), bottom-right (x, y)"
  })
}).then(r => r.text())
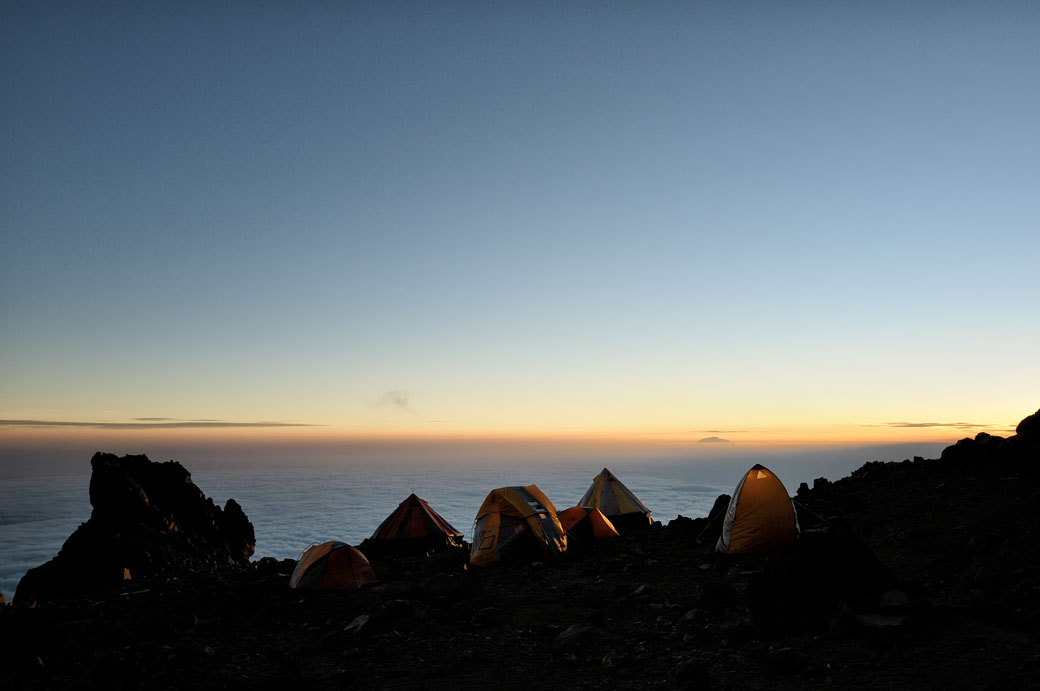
top-left (1, 409), bottom-right (1038, 690)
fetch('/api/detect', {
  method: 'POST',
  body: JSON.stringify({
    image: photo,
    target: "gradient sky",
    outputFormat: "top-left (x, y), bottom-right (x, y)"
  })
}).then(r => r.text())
top-left (2, 3), bottom-right (1037, 464)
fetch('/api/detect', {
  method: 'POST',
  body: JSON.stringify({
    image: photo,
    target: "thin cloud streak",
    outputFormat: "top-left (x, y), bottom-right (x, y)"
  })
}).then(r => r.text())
top-left (867, 421), bottom-right (1014, 431)
top-left (0, 419), bottom-right (318, 430)
top-left (133, 417), bottom-right (222, 423)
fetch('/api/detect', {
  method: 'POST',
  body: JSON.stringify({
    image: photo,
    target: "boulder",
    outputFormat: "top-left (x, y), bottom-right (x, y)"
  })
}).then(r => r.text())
top-left (941, 432), bottom-right (1008, 462)
top-left (15, 453), bottom-right (255, 604)
top-left (748, 527), bottom-right (896, 635)
top-left (1016, 408), bottom-right (1040, 438)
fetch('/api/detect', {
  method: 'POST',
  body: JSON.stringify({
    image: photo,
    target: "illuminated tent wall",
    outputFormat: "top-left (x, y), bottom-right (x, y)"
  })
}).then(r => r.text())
top-left (362, 493), bottom-right (464, 554)
top-left (558, 506), bottom-right (620, 546)
top-left (578, 468), bottom-right (653, 532)
top-left (716, 464), bottom-right (799, 555)
top-left (290, 541), bottom-right (377, 590)
top-left (470, 485), bottom-right (567, 567)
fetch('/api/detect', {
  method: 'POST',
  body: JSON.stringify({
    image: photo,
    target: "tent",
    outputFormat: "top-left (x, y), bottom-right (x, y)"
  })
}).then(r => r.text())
top-left (289, 541), bottom-right (377, 590)
top-left (558, 506), bottom-right (620, 545)
top-left (716, 464), bottom-right (799, 555)
top-left (470, 485), bottom-right (567, 566)
top-left (578, 468), bottom-right (653, 532)
top-left (362, 493), bottom-right (464, 554)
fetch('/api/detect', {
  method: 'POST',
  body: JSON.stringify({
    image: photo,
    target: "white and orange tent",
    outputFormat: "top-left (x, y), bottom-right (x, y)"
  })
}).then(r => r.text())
top-left (578, 468), bottom-right (653, 532)
top-left (716, 464), bottom-right (799, 555)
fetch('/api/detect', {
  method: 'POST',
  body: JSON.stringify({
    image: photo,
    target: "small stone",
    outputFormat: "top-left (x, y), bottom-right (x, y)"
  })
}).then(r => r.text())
top-left (700, 582), bottom-right (736, 606)
top-left (469, 607), bottom-right (503, 628)
top-left (767, 647), bottom-right (808, 674)
top-left (880, 590), bottom-right (910, 610)
top-left (552, 624), bottom-right (606, 655)
top-left (671, 658), bottom-right (711, 689)
top-left (827, 612), bottom-right (859, 640)
top-left (855, 613), bottom-right (906, 630)
top-left (343, 614), bottom-right (369, 635)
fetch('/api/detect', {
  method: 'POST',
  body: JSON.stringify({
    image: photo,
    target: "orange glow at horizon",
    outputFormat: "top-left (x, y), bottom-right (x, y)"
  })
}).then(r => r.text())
top-left (0, 416), bottom-right (1012, 451)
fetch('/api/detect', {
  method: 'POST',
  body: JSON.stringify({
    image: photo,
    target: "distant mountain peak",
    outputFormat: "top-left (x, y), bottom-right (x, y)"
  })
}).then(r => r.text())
top-left (698, 436), bottom-right (732, 444)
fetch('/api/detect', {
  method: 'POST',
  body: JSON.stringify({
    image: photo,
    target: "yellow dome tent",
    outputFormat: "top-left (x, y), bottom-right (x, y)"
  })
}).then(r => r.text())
top-left (470, 485), bottom-right (567, 566)
top-left (716, 464), bottom-right (798, 555)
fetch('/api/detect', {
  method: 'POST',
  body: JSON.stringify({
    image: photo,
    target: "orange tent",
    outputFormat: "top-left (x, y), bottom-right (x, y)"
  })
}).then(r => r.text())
top-left (559, 506), bottom-right (620, 541)
top-left (290, 541), bottom-right (377, 590)
top-left (716, 464), bottom-right (798, 555)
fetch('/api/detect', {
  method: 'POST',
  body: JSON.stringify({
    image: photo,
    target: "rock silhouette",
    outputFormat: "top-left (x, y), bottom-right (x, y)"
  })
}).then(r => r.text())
top-left (15, 452), bottom-right (254, 604)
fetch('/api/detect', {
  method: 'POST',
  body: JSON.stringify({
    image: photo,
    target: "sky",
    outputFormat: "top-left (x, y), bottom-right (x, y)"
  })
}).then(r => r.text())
top-left (2, 3), bottom-right (1038, 472)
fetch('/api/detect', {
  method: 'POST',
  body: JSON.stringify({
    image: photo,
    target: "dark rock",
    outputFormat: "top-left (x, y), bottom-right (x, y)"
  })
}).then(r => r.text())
top-left (1016, 408), bottom-right (1040, 438)
top-left (422, 571), bottom-right (477, 600)
top-left (855, 613), bottom-right (906, 630)
top-left (766, 647), bottom-right (808, 674)
top-left (469, 606), bottom-right (504, 628)
top-left (671, 658), bottom-right (711, 689)
top-left (585, 609), bottom-right (606, 628)
top-left (370, 580), bottom-right (418, 598)
top-left (15, 453), bottom-right (255, 605)
top-left (380, 599), bottom-right (418, 620)
top-left (941, 432), bottom-right (1008, 462)
top-left (706, 494), bottom-right (730, 524)
top-left (552, 623), bottom-right (606, 655)
top-left (827, 610), bottom-right (859, 640)
top-left (700, 581), bottom-right (737, 608)
top-left (344, 614), bottom-right (369, 635)
top-left (631, 583), bottom-right (653, 598)
top-left (748, 527), bottom-right (895, 635)
top-left (666, 514), bottom-right (700, 532)
top-left (879, 590), bottom-right (910, 610)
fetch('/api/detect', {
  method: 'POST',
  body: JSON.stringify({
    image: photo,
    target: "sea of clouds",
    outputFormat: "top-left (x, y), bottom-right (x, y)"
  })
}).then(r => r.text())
top-left (0, 462), bottom-right (726, 599)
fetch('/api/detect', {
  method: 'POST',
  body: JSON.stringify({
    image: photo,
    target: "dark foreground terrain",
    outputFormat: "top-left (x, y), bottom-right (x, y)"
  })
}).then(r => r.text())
top-left (2, 409), bottom-right (1038, 690)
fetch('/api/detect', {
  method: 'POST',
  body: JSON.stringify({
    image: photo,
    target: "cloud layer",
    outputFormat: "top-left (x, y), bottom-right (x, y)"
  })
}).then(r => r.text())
top-left (0, 419), bottom-right (316, 430)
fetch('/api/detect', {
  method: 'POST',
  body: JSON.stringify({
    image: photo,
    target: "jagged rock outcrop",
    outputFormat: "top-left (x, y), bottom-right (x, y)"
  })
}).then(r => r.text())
top-left (941, 407), bottom-right (1040, 464)
top-left (15, 453), bottom-right (254, 604)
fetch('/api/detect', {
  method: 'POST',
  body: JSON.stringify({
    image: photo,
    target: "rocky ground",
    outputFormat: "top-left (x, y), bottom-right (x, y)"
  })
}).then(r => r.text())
top-left (2, 410), bottom-right (1038, 690)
